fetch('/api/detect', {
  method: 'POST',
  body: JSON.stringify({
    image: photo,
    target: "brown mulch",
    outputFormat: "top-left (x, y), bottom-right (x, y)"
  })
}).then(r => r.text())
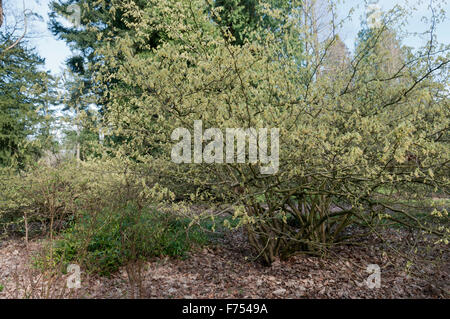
top-left (0, 229), bottom-right (448, 299)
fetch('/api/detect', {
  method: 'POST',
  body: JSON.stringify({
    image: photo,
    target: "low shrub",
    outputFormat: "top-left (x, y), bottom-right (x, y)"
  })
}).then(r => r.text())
top-left (50, 203), bottom-right (210, 276)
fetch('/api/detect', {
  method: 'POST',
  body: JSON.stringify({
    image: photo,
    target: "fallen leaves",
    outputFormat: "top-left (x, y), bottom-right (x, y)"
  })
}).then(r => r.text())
top-left (0, 227), bottom-right (448, 299)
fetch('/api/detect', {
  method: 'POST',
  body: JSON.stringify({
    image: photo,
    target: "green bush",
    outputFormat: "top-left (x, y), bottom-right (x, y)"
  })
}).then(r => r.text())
top-left (51, 203), bottom-right (209, 276)
top-left (0, 162), bottom-right (93, 239)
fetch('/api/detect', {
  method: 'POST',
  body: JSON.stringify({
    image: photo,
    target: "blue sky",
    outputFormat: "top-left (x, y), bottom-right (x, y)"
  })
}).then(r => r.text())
top-left (337, 0), bottom-right (450, 52)
top-left (6, 0), bottom-right (450, 75)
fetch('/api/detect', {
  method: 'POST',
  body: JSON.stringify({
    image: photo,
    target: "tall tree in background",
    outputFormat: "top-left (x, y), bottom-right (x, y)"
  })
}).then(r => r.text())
top-left (0, 0), bottom-right (3, 28)
top-left (49, 0), bottom-right (169, 155)
top-left (0, 35), bottom-right (57, 168)
top-left (355, 27), bottom-right (405, 79)
top-left (211, 0), bottom-right (260, 45)
top-left (49, 0), bottom-right (165, 98)
top-left (60, 67), bottom-right (99, 161)
top-left (210, 0), bottom-right (304, 45)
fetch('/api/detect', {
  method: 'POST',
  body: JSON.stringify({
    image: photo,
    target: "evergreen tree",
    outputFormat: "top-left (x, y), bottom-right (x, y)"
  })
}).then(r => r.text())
top-left (210, 0), bottom-right (302, 45)
top-left (0, 35), bottom-right (57, 168)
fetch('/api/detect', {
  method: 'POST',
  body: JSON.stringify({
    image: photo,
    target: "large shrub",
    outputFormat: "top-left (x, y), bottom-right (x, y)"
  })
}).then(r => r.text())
top-left (88, 0), bottom-right (450, 264)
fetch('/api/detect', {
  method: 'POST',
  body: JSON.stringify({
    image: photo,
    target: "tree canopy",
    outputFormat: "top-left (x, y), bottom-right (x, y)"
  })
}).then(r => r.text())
top-left (0, 35), bottom-right (56, 168)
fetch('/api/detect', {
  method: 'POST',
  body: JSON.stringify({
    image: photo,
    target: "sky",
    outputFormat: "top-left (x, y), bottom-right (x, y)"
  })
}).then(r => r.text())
top-left (3, 0), bottom-right (450, 76)
top-left (25, 0), bottom-right (72, 74)
top-left (336, 0), bottom-right (450, 52)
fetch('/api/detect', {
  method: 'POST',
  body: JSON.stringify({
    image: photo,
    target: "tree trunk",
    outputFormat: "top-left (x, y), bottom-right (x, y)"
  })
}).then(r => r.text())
top-left (0, 0), bottom-right (3, 28)
top-left (76, 104), bottom-right (81, 163)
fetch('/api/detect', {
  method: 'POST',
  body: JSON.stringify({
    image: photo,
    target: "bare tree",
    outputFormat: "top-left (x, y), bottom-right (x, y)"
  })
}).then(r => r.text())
top-left (0, 0), bottom-right (31, 53)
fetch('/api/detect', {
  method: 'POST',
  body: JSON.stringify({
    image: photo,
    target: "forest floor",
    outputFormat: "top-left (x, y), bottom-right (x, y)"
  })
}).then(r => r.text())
top-left (0, 227), bottom-right (448, 299)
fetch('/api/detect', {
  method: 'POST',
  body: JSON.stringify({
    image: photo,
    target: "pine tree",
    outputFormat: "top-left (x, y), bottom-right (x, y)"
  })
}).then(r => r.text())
top-left (0, 35), bottom-right (57, 168)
